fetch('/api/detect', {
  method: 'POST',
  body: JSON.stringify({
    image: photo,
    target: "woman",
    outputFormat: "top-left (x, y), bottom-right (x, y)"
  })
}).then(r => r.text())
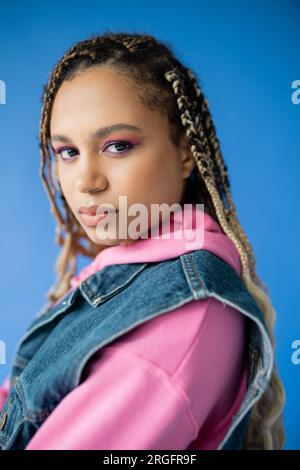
top-left (0, 32), bottom-right (285, 450)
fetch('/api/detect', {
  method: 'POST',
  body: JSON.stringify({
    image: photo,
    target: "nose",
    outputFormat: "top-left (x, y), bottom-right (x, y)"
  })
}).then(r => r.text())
top-left (76, 152), bottom-right (108, 194)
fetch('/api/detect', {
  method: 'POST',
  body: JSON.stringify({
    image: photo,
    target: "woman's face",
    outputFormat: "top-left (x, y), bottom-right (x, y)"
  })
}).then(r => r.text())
top-left (50, 67), bottom-right (195, 249)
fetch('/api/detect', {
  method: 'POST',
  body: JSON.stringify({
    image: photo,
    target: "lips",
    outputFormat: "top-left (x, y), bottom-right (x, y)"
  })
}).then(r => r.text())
top-left (78, 205), bottom-right (118, 228)
top-left (78, 205), bottom-right (114, 216)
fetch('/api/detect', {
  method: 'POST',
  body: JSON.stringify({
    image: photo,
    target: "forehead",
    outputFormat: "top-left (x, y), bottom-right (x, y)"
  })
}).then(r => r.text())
top-left (50, 68), bottom-right (152, 132)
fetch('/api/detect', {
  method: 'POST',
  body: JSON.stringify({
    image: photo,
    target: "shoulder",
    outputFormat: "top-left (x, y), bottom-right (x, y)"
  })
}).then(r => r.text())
top-left (84, 295), bottom-right (248, 387)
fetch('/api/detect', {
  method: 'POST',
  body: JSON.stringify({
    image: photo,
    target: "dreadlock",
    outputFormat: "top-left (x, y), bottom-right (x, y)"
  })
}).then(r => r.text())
top-left (38, 31), bottom-right (286, 450)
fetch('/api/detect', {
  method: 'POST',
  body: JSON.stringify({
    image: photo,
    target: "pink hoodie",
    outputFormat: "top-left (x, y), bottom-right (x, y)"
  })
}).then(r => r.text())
top-left (0, 204), bottom-right (248, 450)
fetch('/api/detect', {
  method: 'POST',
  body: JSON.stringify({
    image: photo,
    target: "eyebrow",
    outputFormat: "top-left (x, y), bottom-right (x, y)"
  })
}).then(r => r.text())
top-left (50, 123), bottom-right (143, 144)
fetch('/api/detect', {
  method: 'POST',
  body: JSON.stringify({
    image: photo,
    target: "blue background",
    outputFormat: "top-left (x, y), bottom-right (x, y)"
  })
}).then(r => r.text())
top-left (0, 0), bottom-right (299, 449)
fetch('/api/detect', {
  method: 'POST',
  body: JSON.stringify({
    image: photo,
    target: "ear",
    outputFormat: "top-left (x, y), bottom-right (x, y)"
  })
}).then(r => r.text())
top-left (178, 134), bottom-right (195, 179)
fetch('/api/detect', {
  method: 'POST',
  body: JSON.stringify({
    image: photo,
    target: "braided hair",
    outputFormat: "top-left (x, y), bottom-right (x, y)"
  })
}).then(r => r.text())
top-left (38, 31), bottom-right (286, 450)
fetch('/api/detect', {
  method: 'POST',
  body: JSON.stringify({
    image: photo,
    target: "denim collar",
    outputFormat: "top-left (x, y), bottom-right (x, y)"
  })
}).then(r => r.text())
top-left (15, 261), bottom-right (150, 354)
top-left (79, 261), bottom-right (149, 307)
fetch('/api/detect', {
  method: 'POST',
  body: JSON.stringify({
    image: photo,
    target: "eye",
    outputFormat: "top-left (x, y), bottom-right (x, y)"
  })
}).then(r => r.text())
top-left (55, 147), bottom-right (78, 161)
top-left (103, 140), bottom-right (135, 155)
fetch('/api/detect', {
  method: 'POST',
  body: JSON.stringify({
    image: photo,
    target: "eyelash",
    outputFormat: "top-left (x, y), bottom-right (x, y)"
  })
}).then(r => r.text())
top-left (55, 140), bottom-right (136, 162)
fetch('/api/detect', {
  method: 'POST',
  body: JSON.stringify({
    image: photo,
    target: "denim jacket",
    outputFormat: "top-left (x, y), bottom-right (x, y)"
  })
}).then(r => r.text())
top-left (0, 249), bottom-right (273, 450)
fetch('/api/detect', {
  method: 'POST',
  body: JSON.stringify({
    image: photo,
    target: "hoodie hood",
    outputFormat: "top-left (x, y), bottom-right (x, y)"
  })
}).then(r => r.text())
top-left (70, 203), bottom-right (241, 290)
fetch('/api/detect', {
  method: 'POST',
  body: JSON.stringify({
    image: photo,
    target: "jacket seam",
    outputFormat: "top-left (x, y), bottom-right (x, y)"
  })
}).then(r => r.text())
top-left (173, 297), bottom-right (213, 377)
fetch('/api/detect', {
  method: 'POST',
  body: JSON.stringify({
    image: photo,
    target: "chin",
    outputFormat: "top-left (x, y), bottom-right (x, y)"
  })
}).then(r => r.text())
top-left (88, 232), bottom-right (122, 247)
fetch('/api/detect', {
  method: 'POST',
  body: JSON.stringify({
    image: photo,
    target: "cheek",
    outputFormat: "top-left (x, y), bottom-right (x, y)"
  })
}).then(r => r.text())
top-left (56, 166), bottom-right (74, 203)
top-left (57, 162), bottom-right (73, 188)
top-left (117, 154), bottom-right (183, 203)
top-left (151, 154), bottom-right (184, 201)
